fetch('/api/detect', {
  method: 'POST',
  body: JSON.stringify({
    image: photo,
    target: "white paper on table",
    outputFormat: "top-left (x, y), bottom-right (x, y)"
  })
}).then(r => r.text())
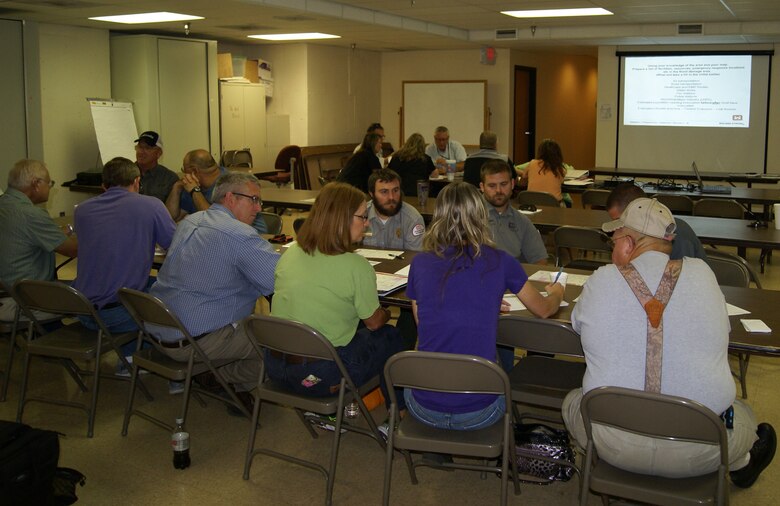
top-left (503, 293), bottom-right (568, 311)
top-left (300, 197), bottom-right (316, 203)
top-left (528, 270), bottom-right (590, 287)
top-left (375, 272), bottom-right (408, 295)
top-left (519, 209), bottom-right (542, 215)
top-left (395, 265), bottom-right (411, 276)
top-left (740, 319), bottom-right (771, 333)
top-left (282, 240), bottom-right (297, 248)
top-left (562, 179), bottom-right (594, 187)
top-left (354, 248), bottom-right (404, 260)
top-left (726, 303), bottom-right (750, 316)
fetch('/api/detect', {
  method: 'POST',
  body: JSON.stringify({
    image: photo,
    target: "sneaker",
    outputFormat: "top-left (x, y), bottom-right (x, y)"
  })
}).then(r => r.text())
top-left (377, 421), bottom-right (390, 442)
top-left (730, 423), bottom-right (777, 488)
top-left (115, 356), bottom-right (148, 378)
top-left (168, 381), bottom-right (185, 395)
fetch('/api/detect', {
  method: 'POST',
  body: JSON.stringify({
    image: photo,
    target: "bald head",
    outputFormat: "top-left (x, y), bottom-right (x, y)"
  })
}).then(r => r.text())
top-left (183, 149), bottom-right (218, 174)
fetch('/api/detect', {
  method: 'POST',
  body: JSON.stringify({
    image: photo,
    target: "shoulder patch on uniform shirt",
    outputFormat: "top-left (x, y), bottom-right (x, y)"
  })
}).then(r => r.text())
top-left (412, 224), bottom-right (425, 236)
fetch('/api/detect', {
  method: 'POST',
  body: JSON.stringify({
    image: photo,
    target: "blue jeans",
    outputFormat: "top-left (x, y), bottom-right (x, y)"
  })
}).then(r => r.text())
top-left (78, 304), bottom-right (141, 357)
top-left (404, 389), bottom-right (506, 431)
top-left (264, 324), bottom-right (408, 410)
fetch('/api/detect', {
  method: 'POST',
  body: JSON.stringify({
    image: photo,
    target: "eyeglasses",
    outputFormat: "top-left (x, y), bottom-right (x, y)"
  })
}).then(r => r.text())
top-left (353, 214), bottom-right (369, 222)
top-left (607, 234), bottom-right (630, 249)
top-left (35, 178), bottom-right (55, 188)
top-left (233, 192), bottom-right (262, 206)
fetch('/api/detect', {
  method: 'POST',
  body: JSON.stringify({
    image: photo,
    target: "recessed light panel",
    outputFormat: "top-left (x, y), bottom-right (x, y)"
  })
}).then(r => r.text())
top-left (501, 8), bottom-right (613, 19)
top-left (248, 33), bottom-right (341, 41)
top-left (89, 12), bottom-right (204, 24)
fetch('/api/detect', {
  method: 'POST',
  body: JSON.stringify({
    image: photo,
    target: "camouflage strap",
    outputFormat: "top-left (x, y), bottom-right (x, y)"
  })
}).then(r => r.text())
top-left (617, 260), bottom-right (682, 393)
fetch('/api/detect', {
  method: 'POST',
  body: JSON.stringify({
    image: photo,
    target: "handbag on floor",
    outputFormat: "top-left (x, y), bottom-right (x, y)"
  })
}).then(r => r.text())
top-left (513, 423), bottom-right (576, 483)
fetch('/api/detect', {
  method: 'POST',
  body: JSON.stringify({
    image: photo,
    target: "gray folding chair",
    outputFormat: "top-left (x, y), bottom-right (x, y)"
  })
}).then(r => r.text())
top-left (656, 194), bottom-right (694, 215)
top-left (581, 189), bottom-right (610, 209)
top-left (229, 149), bottom-right (253, 169)
top-left (703, 247), bottom-right (762, 399)
top-left (693, 198), bottom-right (744, 219)
top-left (517, 190), bottom-right (560, 208)
top-left (257, 211), bottom-right (283, 235)
top-left (382, 351), bottom-right (520, 506)
top-left (12, 280), bottom-right (150, 437)
top-left (118, 288), bottom-right (252, 435)
top-left (580, 386), bottom-right (729, 506)
top-left (553, 226), bottom-right (612, 271)
top-left (243, 314), bottom-right (385, 506)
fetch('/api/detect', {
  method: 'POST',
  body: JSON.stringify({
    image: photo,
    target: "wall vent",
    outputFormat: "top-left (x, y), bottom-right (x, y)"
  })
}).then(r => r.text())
top-left (677, 24), bottom-right (703, 35)
top-left (495, 29), bottom-right (518, 40)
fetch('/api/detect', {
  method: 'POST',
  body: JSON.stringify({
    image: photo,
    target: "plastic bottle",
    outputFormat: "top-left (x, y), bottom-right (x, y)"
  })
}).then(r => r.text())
top-left (344, 401), bottom-right (360, 419)
top-left (172, 418), bottom-right (191, 469)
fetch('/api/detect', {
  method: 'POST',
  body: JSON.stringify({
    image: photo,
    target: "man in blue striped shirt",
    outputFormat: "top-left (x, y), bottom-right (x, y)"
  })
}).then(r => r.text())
top-left (150, 172), bottom-right (279, 412)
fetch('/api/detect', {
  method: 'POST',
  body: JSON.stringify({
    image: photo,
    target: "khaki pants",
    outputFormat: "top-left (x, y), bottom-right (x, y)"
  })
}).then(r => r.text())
top-left (562, 388), bottom-right (757, 478)
top-left (156, 320), bottom-right (261, 392)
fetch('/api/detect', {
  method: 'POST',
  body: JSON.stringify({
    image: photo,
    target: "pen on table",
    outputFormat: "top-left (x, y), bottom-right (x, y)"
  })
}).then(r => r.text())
top-left (392, 253), bottom-right (404, 260)
top-left (553, 267), bottom-right (564, 284)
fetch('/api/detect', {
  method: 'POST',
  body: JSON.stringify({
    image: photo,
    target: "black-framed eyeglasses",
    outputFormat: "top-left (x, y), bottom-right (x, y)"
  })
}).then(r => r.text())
top-left (233, 192), bottom-right (262, 206)
top-left (353, 214), bottom-right (369, 221)
top-left (35, 178), bottom-right (55, 188)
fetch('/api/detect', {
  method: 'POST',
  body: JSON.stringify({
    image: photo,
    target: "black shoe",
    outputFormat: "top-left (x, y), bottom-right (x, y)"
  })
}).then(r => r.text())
top-left (226, 390), bottom-right (254, 418)
top-left (193, 371), bottom-right (226, 394)
top-left (421, 452), bottom-right (455, 471)
top-left (730, 423), bottom-right (777, 488)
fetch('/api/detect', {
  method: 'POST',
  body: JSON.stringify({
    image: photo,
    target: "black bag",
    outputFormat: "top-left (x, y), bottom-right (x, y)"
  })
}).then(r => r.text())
top-left (52, 467), bottom-right (86, 505)
top-left (0, 420), bottom-right (60, 505)
top-left (513, 423), bottom-right (576, 483)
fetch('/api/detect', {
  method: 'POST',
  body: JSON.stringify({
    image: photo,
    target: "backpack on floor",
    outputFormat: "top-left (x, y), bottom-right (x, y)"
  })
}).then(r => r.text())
top-left (0, 420), bottom-right (60, 505)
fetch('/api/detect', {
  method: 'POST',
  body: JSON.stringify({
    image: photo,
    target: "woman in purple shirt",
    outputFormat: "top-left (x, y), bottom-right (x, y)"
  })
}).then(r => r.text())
top-left (405, 182), bottom-right (564, 430)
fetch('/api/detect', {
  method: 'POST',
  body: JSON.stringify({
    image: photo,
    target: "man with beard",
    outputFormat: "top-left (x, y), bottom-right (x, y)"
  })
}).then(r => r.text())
top-left (480, 159), bottom-right (548, 265)
top-left (363, 169), bottom-right (425, 251)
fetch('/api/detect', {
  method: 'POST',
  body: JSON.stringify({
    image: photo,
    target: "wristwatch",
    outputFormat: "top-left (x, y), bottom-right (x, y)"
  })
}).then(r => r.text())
top-left (189, 186), bottom-right (202, 196)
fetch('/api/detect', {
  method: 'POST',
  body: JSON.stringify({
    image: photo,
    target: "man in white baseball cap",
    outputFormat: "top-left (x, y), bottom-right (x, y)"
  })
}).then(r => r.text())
top-left (562, 198), bottom-right (775, 487)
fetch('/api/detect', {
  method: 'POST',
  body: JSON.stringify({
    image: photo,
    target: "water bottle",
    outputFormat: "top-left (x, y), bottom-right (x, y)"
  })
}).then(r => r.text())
top-left (344, 401), bottom-right (360, 419)
top-left (172, 418), bottom-right (191, 469)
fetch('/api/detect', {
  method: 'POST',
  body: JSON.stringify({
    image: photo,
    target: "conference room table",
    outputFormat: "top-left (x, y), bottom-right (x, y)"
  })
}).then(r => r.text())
top-left (366, 251), bottom-right (780, 357)
top-left (589, 167), bottom-right (780, 188)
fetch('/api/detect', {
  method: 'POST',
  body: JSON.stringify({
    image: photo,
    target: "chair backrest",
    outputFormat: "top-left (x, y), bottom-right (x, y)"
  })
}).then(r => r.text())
top-left (274, 145), bottom-right (302, 173)
top-left (220, 150), bottom-right (236, 167)
top-left (693, 198), bottom-right (744, 219)
top-left (581, 190), bottom-right (610, 209)
top-left (496, 315), bottom-right (583, 356)
top-left (703, 248), bottom-right (760, 288)
top-left (553, 226), bottom-right (612, 268)
top-left (12, 280), bottom-right (96, 318)
top-left (517, 191), bottom-right (560, 208)
top-left (230, 149), bottom-right (253, 168)
top-left (258, 211), bottom-right (283, 235)
top-left (581, 386), bottom-right (728, 463)
top-left (293, 217), bottom-right (306, 234)
top-left (384, 351), bottom-right (511, 405)
top-left (655, 194), bottom-right (694, 215)
top-left (118, 288), bottom-right (192, 335)
top-left (245, 314), bottom-right (338, 362)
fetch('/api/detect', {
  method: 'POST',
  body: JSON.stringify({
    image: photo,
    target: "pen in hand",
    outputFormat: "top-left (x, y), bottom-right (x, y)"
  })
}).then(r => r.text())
top-left (553, 267), bottom-right (564, 284)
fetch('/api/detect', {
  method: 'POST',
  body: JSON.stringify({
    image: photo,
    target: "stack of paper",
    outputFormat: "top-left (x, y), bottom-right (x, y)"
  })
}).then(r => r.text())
top-left (375, 272), bottom-right (408, 296)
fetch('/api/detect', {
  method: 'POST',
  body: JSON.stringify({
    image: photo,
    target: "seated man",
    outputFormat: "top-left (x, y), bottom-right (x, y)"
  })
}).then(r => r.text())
top-left (463, 130), bottom-right (513, 187)
top-left (149, 172), bottom-right (280, 414)
top-left (0, 159), bottom-right (78, 321)
top-left (607, 183), bottom-right (706, 260)
top-left (72, 157), bottom-right (176, 380)
top-left (363, 169), bottom-right (425, 251)
top-left (563, 198), bottom-right (775, 486)
top-left (165, 149), bottom-right (268, 233)
top-left (480, 159), bottom-right (547, 265)
top-left (135, 131), bottom-right (178, 202)
top-left (426, 125), bottom-right (467, 174)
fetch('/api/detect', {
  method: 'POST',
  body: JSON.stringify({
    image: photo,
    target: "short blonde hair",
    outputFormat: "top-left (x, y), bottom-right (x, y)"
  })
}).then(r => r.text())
top-left (423, 182), bottom-right (494, 259)
top-left (7, 159), bottom-right (48, 190)
top-left (297, 183), bottom-right (366, 255)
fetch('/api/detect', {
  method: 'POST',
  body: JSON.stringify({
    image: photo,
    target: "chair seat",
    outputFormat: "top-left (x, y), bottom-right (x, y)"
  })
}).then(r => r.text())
top-left (509, 356), bottom-right (585, 409)
top-left (564, 259), bottom-right (610, 271)
top-left (131, 347), bottom-right (225, 381)
top-left (590, 459), bottom-right (721, 505)
top-left (259, 171), bottom-right (291, 184)
top-left (27, 324), bottom-right (132, 360)
top-left (257, 375), bottom-right (380, 415)
top-left (393, 415), bottom-right (504, 458)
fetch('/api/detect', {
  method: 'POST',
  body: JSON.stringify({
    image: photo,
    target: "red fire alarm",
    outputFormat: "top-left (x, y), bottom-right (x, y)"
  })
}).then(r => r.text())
top-left (481, 46), bottom-right (497, 65)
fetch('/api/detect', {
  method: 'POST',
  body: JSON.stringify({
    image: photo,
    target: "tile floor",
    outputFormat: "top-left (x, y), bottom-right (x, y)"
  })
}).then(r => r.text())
top-left (0, 213), bottom-right (778, 505)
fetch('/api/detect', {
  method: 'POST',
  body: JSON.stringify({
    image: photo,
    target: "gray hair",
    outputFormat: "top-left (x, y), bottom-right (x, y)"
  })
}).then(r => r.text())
top-left (7, 159), bottom-right (49, 190)
top-left (479, 131), bottom-right (497, 149)
top-left (211, 172), bottom-right (261, 203)
top-left (102, 157), bottom-right (140, 188)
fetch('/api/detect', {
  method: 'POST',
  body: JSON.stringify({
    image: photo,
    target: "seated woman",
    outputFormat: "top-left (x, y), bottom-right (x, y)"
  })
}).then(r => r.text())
top-left (388, 133), bottom-right (436, 196)
top-left (337, 133), bottom-right (383, 193)
top-left (267, 183), bottom-right (407, 409)
top-left (405, 182), bottom-right (565, 430)
top-left (519, 138), bottom-right (571, 207)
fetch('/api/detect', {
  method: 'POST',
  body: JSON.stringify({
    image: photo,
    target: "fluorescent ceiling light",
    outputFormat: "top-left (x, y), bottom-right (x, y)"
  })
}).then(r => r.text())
top-left (89, 12), bottom-right (204, 24)
top-left (248, 33), bottom-right (341, 41)
top-left (502, 8), bottom-right (613, 19)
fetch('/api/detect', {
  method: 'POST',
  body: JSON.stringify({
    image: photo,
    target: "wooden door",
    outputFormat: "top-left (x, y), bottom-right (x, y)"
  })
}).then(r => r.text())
top-left (513, 66), bottom-right (537, 163)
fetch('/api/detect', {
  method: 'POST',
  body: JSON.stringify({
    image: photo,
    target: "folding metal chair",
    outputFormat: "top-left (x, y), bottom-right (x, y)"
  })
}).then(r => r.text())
top-left (118, 288), bottom-right (252, 435)
top-left (243, 314), bottom-right (385, 506)
top-left (656, 194), bottom-right (694, 215)
top-left (12, 280), bottom-right (150, 437)
top-left (517, 190), bottom-right (560, 208)
top-left (580, 386), bottom-right (728, 506)
top-left (553, 226), bottom-right (612, 271)
top-left (581, 189), bottom-right (610, 209)
top-left (382, 351), bottom-right (520, 506)
top-left (257, 211), bottom-right (283, 235)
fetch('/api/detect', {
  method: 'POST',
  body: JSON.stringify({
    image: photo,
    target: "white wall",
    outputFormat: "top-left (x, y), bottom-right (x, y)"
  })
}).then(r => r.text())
top-left (380, 48), bottom-right (512, 151)
top-left (595, 43), bottom-right (780, 172)
top-left (0, 20), bottom-right (27, 189)
top-left (28, 23), bottom-right (111, 216)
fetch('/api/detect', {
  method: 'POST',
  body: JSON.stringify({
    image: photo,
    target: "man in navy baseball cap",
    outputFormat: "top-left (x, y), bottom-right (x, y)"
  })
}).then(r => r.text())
top-left (134, 130), bottom-right (177, 202)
